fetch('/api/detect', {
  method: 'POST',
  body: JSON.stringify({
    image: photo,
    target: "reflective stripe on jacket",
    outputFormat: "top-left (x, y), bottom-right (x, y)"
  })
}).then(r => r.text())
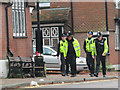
top-left (64, 38), bottom-right (81, 58)
top-left (93, 38), bottom-right (108, 56)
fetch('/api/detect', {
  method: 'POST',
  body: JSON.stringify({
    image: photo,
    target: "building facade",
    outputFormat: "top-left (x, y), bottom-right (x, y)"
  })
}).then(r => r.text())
top-left (31, 2), bottom-right (119, 69)
top-left (0, 1), bottom-right (33, 78)
top-left (49, 2), bottom-right (120, 69)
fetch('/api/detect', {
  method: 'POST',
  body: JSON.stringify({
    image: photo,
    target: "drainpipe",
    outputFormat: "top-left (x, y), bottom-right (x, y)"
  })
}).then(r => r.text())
top-left (105, 0), bottom-right (110, 55)
top-left (5, 2), bottom-right (13, 57)
top-left (70, 0), bottom-right (74, 35)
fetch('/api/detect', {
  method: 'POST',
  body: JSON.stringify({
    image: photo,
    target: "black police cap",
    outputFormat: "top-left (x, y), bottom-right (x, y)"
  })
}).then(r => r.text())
top-left (88, 31), bottom-right (93, 35)
top-left (97, 31), bottom-right (102, 37)
top-left (67, 31), bottom-right (73, 37)
top-left (61, 33), bottom-right (66, 37)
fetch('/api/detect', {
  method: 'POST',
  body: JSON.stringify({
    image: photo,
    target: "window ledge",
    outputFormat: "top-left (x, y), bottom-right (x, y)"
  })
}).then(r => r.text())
top-left (13, 36), bottom-right (28, 38)
top-left (115, 49), bottom-right (120, 51)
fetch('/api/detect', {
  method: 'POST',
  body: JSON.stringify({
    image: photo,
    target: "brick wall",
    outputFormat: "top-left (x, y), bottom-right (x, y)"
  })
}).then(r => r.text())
top-left (108, 32), bottom-right (119, 65)
top-left (8, 7), bottom-right (33, 58)
top-left (0, 3), bottom-right (33, 60)
top-left (1, 4), bottom-right (7, 59)
top-left (107, 2), bottom-right (116, 31)
top-left (0, 3), bottom-right (2, 59)
top-left (72, 2), bottom-right (115, 32)
top-left (50, 2), bottom-right (115, 32)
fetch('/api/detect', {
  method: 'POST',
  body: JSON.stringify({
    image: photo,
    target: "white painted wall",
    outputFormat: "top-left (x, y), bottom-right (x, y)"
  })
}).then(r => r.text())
top-left (112, 64), bottom-right (120, 70)
top-left (0, 60), bottom-right (8, 78)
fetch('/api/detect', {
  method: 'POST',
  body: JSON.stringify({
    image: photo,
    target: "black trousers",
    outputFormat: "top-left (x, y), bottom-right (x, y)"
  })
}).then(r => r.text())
top-left (95, 55), bottom-right (106, 75)
top-left (66, 53), bottom-right (76, 75)
top-left (86, 52), bottom-right (94, 74)
top-left (60, 53), bottom-right (66, 75)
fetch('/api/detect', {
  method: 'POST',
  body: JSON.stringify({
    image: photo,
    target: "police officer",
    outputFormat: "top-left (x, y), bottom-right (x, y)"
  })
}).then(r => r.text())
top-left (64, 31), bottom-right (81, 77)
top-left (94, 32), bottom-right (108, 77)
top-left (57, 33), bottom-right (67, 76)
top-left (83, 31), bottom-right (95, 77)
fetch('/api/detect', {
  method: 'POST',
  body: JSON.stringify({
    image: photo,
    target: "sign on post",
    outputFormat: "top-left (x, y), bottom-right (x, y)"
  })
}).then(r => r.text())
top-left (36, 0), bottom-right (50, 8)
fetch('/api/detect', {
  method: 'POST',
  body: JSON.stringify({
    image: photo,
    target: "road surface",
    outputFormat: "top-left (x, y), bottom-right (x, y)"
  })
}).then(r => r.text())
top-left (25, 79), bottom-right (118, 88)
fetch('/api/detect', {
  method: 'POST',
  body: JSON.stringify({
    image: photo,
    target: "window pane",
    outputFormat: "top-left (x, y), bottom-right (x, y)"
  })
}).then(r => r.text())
top-left (44, 48), bottom-right (53, 55)
top-left (16, 11), bottom-right (18, 34)
top-left (12, 0), bottom-right (26, 37)
top-left (51, 27), bottom-right (59, 37)
top-left (43, 38), bottom-right (50, 46)
top-left (52, 38), bottom-right (59, 47)
top-left (33, 47), bottom-right (36, 55)
top-left (42, 27), bottom-right (50, 37)
top-left (12, 11), bottom-right (15, 34)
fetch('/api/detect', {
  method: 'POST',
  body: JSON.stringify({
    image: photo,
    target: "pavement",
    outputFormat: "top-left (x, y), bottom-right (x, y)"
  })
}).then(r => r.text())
top-left (0, 71), bottom-right (119, 89)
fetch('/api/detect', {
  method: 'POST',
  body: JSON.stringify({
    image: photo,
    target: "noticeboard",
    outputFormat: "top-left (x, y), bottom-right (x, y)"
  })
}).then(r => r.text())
top-left (38, 0), bottom-right (50, 8)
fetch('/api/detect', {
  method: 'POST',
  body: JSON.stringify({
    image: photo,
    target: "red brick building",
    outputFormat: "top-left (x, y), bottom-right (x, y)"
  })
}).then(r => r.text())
top-left (0, 1), bottom-right (34, 78)
top-left (0, 1), bottom-right (119, 78)
top-left (49, 2), bottom-right (120, 69)
top-left (31, 2), bottom-right (119, 69)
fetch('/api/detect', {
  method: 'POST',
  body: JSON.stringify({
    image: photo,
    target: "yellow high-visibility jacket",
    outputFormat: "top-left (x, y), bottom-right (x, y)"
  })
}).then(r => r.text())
top-left (64, 38), bottom-right (81, 58)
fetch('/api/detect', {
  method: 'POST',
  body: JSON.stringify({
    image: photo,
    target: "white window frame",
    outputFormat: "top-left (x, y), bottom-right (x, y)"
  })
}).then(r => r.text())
top-left (42, 27), bottom-right (51, 38)
top-left (12, 0), bottom-right (26, 37)
top-left (51, 38), bottom-right (59, 47)
top-left (115, 21), bottom-right (120, 50)
top-left (43, 38), bottom-right (50, 46)
top-left (114, 0), bottom-right (120, 9)
top-left (51, 27), bottom-right (59, 37)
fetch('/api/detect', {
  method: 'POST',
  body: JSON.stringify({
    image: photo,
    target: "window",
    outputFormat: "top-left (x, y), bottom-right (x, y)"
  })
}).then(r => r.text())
top-left (32, 27), bottom-right (60, 47)
top-left (42, 27), bottom-right (59, 46)
top-left (12, 0), bottom-right (26, 37)
top-left (114, 0), bottom-right (120, 9)
top-left (43, 48), bottom-right (54, 55)
top-left (33, 47), bottom-right (36, 55)
top-left (115, 22), bottom-right (120, 50)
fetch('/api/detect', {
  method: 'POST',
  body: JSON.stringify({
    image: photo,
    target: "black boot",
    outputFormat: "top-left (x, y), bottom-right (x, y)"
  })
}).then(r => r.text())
top-left (66, 73), bottom-right (69, 76)
top-left (94, 73), bottom-right (98, 77)
top-left (62, 73), bottom-right (65, 76)
top-left (90, 74), bottom-right (94, 77)
top-left (103, 75), bottom-right (106, 77)
top-left (71, 74), bottom-right (76, 77)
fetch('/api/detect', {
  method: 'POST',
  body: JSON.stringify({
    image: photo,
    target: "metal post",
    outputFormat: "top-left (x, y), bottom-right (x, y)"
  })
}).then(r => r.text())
top-left (105, 0), bottom-right (110, 54)
top-left (37, 1), bottom-right (40, 31)
top-left (105, 0), bottom-right (108, 31)
top-left (36, 1), bottom-right (43, 53)
top-left (70, 0), bottom-right (74, 35)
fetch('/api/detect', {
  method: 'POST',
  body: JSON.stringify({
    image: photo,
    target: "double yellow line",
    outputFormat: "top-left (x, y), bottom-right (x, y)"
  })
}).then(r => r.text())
top-left (24, 79), bottom-right (118, 88)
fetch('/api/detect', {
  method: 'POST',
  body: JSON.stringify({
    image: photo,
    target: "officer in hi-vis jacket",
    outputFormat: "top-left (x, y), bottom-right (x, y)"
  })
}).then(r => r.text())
top-left (57, 34), bottom-right (67, 76)
top-left (83, 31), bottom-right (95, 77)
top-left (64, 31), bottom-right (81, 77)
top-left (94, 32), bottom-right (108, 77)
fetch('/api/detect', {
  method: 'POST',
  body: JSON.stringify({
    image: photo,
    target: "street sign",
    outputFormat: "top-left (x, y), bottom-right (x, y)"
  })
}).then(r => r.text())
top-left (39, 0), bottom-right (50, 3)
top-left (35, 0), bottom-right (50, 8)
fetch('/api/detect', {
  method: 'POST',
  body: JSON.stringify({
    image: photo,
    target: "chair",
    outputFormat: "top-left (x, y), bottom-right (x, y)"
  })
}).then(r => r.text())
top-left (18, 56), bottom-right (35, 78)
top-left (7, 56), bottom-right (23, 78)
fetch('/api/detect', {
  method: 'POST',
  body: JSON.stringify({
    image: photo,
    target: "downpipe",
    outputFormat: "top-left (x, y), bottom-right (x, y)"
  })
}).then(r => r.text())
top-left (5, 2), bottom-right (13, 57)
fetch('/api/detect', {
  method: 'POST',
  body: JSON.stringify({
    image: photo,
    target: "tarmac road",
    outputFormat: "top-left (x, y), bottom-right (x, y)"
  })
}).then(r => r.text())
top-left (30, 79), bottom-right (118, 88)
